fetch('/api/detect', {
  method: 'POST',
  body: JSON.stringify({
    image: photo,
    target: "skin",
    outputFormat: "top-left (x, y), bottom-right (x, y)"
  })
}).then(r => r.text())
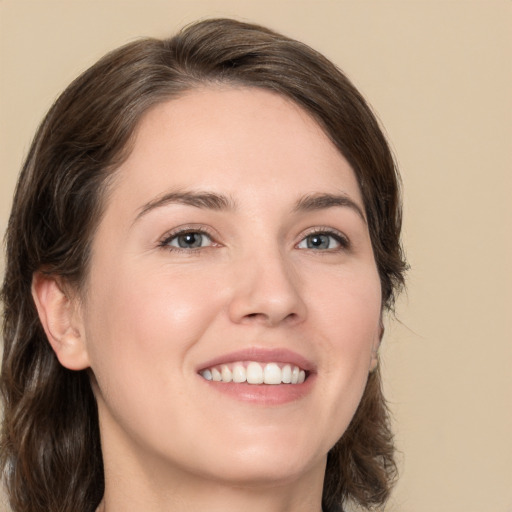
top-left (33, 86), bottom-right (382, 512)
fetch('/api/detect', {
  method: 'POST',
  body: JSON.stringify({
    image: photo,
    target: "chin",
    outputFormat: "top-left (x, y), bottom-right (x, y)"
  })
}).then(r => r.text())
top-left (191, 429), bottom-right (329, 488)
top-left (207, 452), bottom-right (325, 489)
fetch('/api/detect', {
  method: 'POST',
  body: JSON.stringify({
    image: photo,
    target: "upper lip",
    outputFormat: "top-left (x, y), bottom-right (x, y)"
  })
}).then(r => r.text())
top-left (197, 347), bottom-right (316, 373)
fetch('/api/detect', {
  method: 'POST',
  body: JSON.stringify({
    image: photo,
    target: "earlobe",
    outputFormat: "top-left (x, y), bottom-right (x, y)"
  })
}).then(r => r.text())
top-left (31, 272), bottom-right (90, 371)
top-left (369, 351), bottom-right (379, 372)
top-left (369, 324), bottom-right (384, 373)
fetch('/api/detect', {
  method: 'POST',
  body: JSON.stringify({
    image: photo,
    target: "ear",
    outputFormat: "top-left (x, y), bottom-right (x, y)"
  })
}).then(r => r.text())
top-left (369, 323), bottom-right (384, 373)
top-left (32, 272), bottom-right (90, 370)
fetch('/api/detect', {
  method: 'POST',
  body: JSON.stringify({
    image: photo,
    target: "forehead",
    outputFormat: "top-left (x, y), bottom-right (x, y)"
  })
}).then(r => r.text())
top-left (108, 86), bottom-right (363, 213)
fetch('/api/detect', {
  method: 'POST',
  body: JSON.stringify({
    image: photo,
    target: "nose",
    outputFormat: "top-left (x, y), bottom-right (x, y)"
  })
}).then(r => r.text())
top-left (227, 248), bottom-right (307, 327)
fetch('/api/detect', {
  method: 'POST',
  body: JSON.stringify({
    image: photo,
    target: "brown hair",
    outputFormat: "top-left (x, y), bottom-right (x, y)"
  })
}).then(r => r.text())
top-left (1, 18), bottom-right (406, 512)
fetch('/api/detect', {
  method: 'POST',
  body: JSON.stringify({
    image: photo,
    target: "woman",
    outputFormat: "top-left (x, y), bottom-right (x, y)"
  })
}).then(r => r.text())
top-left (0, 18), bottom-right (406, 512)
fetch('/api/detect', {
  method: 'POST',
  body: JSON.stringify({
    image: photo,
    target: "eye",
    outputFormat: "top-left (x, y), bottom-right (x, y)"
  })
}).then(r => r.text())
top-left (162, 231), bottom-right (213, 250)
top-left (297, 231), bottom-right (348, 250)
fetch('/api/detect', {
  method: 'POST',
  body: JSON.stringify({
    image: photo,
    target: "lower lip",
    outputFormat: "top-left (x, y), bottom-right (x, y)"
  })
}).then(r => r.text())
top-left (199, 374), bottom-right (316, 406)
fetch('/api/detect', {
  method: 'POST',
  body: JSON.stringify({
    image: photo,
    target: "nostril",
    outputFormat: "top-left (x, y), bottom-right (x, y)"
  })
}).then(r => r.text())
top-left (240, 311), bottom-right (301, 327)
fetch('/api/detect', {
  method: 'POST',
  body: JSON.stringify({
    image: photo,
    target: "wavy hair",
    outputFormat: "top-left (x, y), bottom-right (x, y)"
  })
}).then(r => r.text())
top-left (1, 18), bottom-right (406, 512)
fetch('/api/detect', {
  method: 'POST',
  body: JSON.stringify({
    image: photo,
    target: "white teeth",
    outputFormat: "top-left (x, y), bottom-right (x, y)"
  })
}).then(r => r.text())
top-left (221, 365), bottom-right (233, 383)
top-left (200, 362), bottom-right (307, 385)
top-left (281, 364), bottom-right (292, 384)
top-left (263, 363), bottom-right (282, 385)
top-left (232, 364), bottom-right (247, 383)
top-left (246, 362), bottom-right (264, 384)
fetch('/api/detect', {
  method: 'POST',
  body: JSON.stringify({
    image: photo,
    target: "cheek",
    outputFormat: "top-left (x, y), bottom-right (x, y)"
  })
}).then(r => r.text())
top-left (310, 263), bottom-right (382, 348)
top-left (82, 262), bottom-right (224, 384)
top-left (306, 265), bottom-right (381, 428)
top-left (81, 262), bottom-right (227, 446)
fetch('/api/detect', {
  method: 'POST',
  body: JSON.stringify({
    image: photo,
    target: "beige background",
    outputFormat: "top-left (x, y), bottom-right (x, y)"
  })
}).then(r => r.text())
top-left (1, 1), bottom-right (511, 511)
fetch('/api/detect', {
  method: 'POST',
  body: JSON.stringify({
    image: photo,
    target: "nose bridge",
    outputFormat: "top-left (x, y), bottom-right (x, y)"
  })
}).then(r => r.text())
top-left (228, 242), bottom-right (306, 326)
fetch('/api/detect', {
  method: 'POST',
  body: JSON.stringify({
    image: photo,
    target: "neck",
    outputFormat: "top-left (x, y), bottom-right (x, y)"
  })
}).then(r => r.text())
top-left (97, 437), bottom-right (326, 512)
top-left (95, 399), bottom-right (327, 512)
top-left (97, 470), bottom-right (325, 512)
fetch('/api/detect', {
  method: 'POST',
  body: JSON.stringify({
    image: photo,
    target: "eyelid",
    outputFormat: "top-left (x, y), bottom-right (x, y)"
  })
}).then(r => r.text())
top-left (158, 224), bottom-right (219, 250)
top-left (296, 226), bottom-right (351, 250)
top-left (157, 224), bottom-right (350, 252)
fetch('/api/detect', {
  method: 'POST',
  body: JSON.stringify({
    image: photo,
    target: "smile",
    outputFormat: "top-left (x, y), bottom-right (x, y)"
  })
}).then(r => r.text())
top-left (200, 362), bottom-right (307, 385)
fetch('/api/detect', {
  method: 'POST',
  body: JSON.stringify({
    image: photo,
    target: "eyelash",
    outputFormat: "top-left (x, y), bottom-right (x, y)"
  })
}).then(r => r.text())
top-left (298, 227), bottom-right (350, 252)
top-left (158, 226), bottom-right (217, 253)
top-left (158, 226), bottom-right (350, 253)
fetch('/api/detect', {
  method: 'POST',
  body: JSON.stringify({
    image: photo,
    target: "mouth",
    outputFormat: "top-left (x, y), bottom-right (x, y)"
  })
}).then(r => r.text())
top-left (195, 348), bottom-right (315, 405)
top-left (199, 361), bottom-right (307, 385)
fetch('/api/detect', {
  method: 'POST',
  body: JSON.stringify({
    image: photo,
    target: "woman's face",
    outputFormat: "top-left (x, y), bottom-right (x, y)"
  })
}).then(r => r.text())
top-left (78, 87), bottom-right (382, 488)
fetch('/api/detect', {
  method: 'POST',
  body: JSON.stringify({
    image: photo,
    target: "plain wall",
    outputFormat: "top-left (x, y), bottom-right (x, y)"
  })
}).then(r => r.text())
top-left (1, 1), bottom-right (511, 511)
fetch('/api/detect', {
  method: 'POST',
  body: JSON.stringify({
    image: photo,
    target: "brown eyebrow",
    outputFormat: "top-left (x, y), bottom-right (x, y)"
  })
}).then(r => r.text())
top-left (134, 190), bottom-right (366, 224)
top-left (134, 190), bottom-right (236, 223)
top-left (293, 193), bottom-right (366, 223)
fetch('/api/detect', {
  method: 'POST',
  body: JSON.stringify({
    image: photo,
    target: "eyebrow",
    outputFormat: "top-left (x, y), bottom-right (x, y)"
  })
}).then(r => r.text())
top-left (293, 193), bottom-right (366, 223)
top-left (134, 190), bottom-right (366, 223)
top-left (134, 190), bottom-right (236, 223)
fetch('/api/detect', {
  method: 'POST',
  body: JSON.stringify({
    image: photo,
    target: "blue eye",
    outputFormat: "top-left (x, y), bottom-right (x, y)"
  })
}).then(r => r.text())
top-left (165, 231), bottom-right (213, 249)
top-left (297, 232), bottom-right (346, 250)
